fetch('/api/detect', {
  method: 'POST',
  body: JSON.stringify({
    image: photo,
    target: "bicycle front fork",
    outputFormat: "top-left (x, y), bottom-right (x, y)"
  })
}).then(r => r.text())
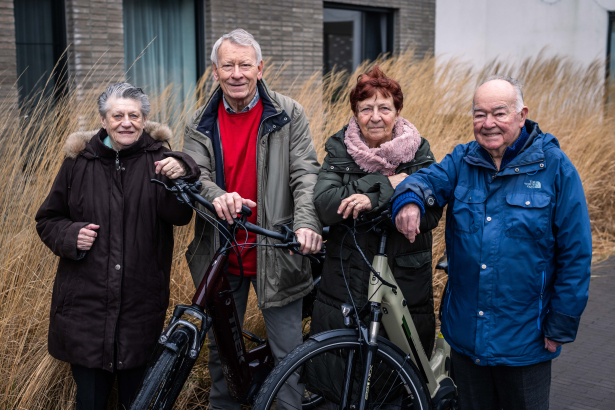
top-left (357, 304), bottom-right (382, 410)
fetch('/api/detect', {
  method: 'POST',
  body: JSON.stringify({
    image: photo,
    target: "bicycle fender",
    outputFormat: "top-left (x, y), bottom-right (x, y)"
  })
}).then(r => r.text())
top-left (310, 329), bottom-right (407, 360)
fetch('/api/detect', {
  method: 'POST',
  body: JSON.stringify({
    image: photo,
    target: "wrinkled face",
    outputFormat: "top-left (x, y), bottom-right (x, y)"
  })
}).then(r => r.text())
top-left (472, 80), bottom-right (528, 156)
top-left (355, 92), bottom-right (399, 148)
top-left (213, 40), bottom-right (263, 110)
top-left (100, 97), bottom-right (146, 150)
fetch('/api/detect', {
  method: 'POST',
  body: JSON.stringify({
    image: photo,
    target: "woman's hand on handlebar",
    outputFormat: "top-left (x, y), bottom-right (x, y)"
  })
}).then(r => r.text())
top-left (291, 228), bottom-right (322, 255)
top-left (338, 194), bottom-right (372, 219)
top-left (212, 192), bottom-right (256, 224)
top-left (155, 157), bottom-right (187, 179)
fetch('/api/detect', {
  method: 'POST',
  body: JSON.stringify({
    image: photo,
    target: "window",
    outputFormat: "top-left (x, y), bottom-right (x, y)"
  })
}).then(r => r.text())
top-left (123, 0), bottom-right (204, 120)
top-left (323, 3), bottom-right (394, 74)
top-left (14, 0), bottom-right (67, 108)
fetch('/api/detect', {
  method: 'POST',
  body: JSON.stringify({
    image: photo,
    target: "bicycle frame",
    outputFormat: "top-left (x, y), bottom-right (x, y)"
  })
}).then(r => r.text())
top-left (146, 178), bottom-right (321, 406)
top-left (191, 249), bottom-right (274, 403)
top-left (336, 217), bottom-right (456, 409)
top-left (368, 254), bottom-right (451, 398)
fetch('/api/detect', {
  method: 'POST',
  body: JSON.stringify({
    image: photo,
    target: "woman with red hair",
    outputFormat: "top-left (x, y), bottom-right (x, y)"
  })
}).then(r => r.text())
top-left (311, 66), bottom-right (442, 356)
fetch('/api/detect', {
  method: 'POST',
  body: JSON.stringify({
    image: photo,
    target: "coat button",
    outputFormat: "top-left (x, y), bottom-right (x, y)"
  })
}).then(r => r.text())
top-left (476, 359), bottom-right (480, 364)
top-left (115, 264), bottom-right (121, 270)
top-left (346, 167), bottom-right (350, 171)
top-left (479, 311), bottom-right (484, 316)
top-left (525, 201), bottom-right (530, 205)
top-left (515, 168), bottom-right (520, 173)
top-left (284, 117), bottom-right (288, 121)
top-left (481, 264), bottom-right (487, 269)
top-left (109, 363), bottom-right (113, 368)
top-left (486, 216), bottom-right (492, 222)
top-left (540, 163), bottom-right (544, 168)
top-left (330, 166), bottom-right (334, 169)
top-left (427, 197), bottom-right (435, 206)
top-left (272, 125), bottom-right (276, 129)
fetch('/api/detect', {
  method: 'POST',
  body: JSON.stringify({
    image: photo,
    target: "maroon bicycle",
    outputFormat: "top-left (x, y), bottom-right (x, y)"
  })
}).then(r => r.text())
top-left (130, 178), bottom-right (324, 410)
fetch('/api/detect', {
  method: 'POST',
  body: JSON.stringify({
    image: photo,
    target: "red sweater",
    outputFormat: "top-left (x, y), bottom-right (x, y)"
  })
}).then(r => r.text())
top-left (218, 99), bottom-right (263, 276)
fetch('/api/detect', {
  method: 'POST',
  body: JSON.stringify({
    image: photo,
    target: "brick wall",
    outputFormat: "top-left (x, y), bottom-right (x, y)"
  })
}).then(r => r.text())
top-left (0, 0), bottom-right (434, 105)
top-left (337, 0), bottom-right (436, 56)
top-left (64, 0), bottom-right (124, 98)
top-left (0, 0), bottom-right (17, 108)
top-left (207, 0), bottom-right (324, 88)
top-left (205, 0), bottom-right (435, 87)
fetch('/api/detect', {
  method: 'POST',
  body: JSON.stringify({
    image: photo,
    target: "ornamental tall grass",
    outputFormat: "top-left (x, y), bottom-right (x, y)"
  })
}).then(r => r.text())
top-left (0, 49), bottom-right (613, 409)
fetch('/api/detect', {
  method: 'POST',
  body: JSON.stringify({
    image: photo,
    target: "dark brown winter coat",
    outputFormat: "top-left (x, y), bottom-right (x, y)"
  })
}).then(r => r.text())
top-left (35, 123), bottom-right (199, 371)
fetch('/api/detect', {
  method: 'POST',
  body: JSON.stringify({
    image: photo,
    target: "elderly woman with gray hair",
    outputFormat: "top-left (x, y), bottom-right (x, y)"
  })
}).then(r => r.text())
top-left (35, 82), bottom-right (200, 410)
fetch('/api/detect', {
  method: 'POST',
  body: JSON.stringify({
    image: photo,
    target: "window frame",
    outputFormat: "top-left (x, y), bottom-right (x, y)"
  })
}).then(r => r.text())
top-left (14, 0), bottom-right (68, 107)
top-left (323, 2), bottom-right (395, 73)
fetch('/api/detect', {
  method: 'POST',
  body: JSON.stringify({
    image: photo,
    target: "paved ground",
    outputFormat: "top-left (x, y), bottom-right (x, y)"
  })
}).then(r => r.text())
top-left (550, 257), bottom-right (615, 409)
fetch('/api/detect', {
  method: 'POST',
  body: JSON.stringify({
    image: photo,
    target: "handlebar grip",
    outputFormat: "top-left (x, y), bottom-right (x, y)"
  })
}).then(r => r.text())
top-left (241, 204), bottom-right (253, 217)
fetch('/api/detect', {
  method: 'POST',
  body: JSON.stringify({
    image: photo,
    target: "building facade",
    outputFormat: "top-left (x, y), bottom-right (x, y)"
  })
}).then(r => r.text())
top-left (435, 0), bottom-right (615, 71)
top-left (0, 0), bottom-right (435, 109)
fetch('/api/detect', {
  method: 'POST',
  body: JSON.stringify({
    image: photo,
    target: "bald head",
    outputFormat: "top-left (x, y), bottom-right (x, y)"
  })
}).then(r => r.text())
top-left (473, 76), bottom-right (524, 113)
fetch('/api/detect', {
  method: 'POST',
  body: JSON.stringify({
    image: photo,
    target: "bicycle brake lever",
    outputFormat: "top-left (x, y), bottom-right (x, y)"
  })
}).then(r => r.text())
top-left (151, 178), bottom-right (173, 191)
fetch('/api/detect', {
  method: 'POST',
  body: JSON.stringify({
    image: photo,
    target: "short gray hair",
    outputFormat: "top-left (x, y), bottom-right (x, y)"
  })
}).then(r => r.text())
top-left (98, 82), bottom-right (151, 117)
top-left (474, 75), bottom-right (525, 112)
top-left (210, 29), bottom-right (263, 66)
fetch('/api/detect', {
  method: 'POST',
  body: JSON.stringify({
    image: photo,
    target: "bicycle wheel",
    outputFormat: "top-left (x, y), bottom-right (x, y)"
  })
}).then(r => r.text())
top-left (253, 334), bottom-right (431, 410)
top-left (131, 330), bottom-right (193, 410)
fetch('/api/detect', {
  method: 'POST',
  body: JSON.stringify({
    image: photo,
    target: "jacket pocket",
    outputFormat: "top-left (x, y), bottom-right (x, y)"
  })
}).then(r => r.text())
top-left (452, 186), bottom-right (486, 233)
top-left (537, 270), bottom-right (546, 330)
top-left (394, 250), bottom-right (431, 269)
top-left (393, 250), bottom-right (433, 307)
top-left (504, 193), bottom-right (551, 240)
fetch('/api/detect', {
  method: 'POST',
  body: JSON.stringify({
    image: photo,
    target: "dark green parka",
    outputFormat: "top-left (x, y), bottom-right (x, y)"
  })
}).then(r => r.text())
top-left (311, 126), bottom-right (443, 356)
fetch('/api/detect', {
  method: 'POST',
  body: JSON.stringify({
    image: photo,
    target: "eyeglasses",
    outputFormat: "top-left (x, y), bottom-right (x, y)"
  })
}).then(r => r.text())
top-left (218, 63), bottom-right (256, 73)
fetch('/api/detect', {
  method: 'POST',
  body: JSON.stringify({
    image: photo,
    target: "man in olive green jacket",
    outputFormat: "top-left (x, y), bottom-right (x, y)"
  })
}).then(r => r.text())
top-left (182, 29), bottom-right (321, 410)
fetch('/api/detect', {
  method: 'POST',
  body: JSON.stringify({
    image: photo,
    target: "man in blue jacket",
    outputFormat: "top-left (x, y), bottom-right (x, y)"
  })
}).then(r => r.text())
top-left (391, 76), bottom-right (591, 409)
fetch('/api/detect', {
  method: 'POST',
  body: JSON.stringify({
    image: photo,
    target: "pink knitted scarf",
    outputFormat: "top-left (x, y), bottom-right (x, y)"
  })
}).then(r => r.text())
top-left (344, 116), bottom-right (422, 175)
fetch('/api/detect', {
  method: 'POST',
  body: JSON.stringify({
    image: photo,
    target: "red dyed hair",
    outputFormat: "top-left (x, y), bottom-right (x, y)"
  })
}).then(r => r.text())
top-left (349, 66), bottom-right (403, 115)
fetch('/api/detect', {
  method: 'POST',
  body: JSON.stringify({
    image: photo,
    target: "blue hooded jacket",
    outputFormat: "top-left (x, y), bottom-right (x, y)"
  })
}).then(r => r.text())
top-left (391, 120), bottom-right (592, 366)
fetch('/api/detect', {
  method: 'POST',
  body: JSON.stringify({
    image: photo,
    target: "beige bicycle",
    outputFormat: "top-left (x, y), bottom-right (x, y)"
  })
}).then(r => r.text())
top-left (252, 210), bottom-right (458, 410)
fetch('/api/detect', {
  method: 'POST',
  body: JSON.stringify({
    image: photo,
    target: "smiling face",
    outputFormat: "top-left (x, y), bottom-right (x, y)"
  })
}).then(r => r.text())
top-left (100, 97), bottom-right (146, 150)
top-left (355, 92), bottom-right (399, 148)
top-left (472, 80), bottom-right (528, 159)
top-left (213, 40), bottom-right (263, 112)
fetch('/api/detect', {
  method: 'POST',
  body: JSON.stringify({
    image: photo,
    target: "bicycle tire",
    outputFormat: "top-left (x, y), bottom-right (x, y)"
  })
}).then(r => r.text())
top-left (131, 349), bottom-right (177, 410)
top-left (131, 330), bottom-right (192, 410)
top-left (253, 334), bottom-right (431, 410)
top-left (159, 355), bottom-right (197, 410)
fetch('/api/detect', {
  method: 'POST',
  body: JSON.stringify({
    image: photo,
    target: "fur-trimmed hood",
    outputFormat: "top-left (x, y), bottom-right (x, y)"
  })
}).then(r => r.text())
top-left (65, 121), bottom-right (172, 159)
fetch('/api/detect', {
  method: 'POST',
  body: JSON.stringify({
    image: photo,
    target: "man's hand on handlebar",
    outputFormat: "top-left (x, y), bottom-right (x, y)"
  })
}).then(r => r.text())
top-left (395, 203), bottom-right (421, 243)
top-left (291, 228), bottom-right (322, 255)
top-left (212, 192), bottom-right (256, 224)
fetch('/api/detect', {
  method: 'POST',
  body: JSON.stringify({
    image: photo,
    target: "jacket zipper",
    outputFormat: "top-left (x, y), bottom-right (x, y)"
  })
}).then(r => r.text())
top-left (115, 150), bottom-right (120, 171)
top-left (537, 270), bottom-right (546, 329)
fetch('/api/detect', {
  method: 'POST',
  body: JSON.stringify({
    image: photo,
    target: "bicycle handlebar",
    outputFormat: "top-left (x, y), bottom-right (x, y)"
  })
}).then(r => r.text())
top-left (154, 178), bottom-right (314, 252)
